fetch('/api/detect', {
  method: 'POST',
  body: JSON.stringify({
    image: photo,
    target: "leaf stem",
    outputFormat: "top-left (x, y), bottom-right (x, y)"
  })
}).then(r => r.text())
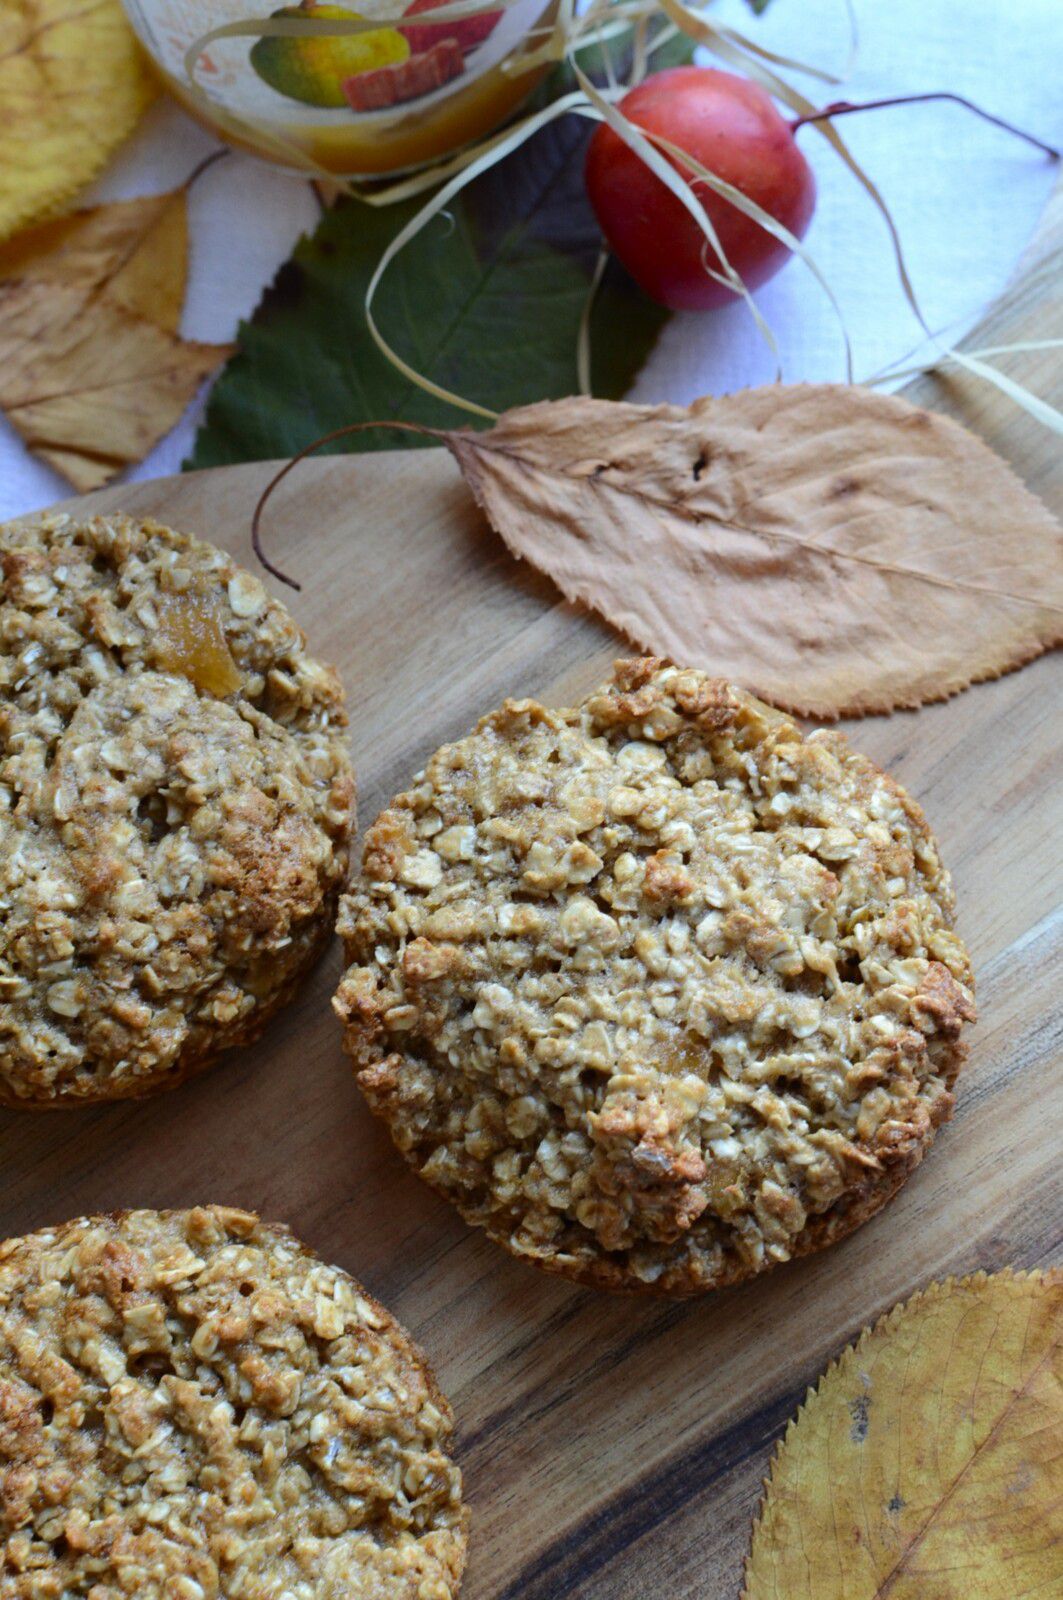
top-left (251, 420), bottom-right (445, 588)
top-left (790, 94), bottom-right (1059, 159)
top-left (183, 148), bottom-right (230, 191)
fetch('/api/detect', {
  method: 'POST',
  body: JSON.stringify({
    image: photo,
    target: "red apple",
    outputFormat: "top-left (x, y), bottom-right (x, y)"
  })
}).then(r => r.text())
top-left (584, 66), bottom-right (816, 310)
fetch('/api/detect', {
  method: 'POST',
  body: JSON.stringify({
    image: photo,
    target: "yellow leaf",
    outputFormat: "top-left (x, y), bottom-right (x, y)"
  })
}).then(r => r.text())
top-left (442, 388), bottom-right (1063, 719)
top-left (0, 191), bottom-right (187, 332)
top-left (0, 183), bottom-right (231, 491)
top-left (743, 1269), bottom-right (1063, 1600)
top-left (0, 0), bottom-right (156, 244)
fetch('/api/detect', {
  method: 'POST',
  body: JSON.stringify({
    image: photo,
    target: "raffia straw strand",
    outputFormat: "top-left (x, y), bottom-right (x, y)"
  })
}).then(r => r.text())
top-left (176, 0), bottom-right (1058, 433)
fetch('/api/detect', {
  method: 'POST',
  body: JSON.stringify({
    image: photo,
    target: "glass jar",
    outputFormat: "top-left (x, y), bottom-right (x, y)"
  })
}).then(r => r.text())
top-left (121, 0), bottom-right (559, 177)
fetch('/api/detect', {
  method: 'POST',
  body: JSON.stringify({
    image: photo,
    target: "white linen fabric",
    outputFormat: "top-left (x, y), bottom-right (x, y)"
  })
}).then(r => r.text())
top-left (0, 0), bottom-right (1058, 520)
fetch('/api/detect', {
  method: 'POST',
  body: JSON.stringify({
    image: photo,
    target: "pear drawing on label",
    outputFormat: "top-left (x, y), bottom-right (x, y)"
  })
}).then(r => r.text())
top-left (250, 3), bottom-right (409, 106)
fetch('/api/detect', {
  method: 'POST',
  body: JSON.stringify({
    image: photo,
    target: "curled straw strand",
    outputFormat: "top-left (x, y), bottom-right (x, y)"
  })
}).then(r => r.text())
top-left (659, 0), bottom-right (1062, 432)
top-left (571, 61), bottom-right (781, 371)
top-left (643, 123), bottom-right (854, 380)
top-left (363, 90), bottom-right (589, 420)
top-left (180, 0), bottom-right (1061, 457)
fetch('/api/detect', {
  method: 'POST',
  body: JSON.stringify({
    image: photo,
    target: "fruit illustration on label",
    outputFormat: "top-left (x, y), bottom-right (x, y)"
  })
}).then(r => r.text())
top-left (344, 39), bottom-right (464, 110)
top-left (250, 3), bottom-right (409, 107)
top-left (400, 0), bottom-right (502, 56)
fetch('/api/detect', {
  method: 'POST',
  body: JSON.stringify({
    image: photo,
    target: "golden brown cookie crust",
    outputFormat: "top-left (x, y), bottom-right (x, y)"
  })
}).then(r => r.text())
top-left (335, 659), bottom-right (975, 1297)
top-left (0, 1206), bottom-right (468, 1598)
top-left (0, 513), bottom-right (355, 1107)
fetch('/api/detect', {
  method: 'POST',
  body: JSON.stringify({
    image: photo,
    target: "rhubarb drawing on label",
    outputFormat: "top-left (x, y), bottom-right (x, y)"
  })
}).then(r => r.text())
top-left (250, 0), bottom-right (504, 111)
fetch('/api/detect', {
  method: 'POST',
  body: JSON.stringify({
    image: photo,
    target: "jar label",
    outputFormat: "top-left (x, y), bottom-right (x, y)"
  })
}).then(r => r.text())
top-left (123, 0), bottom-right (549, 132)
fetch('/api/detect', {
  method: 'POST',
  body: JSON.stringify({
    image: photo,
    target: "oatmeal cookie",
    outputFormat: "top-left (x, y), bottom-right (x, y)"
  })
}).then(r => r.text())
top-left (334, 659), bottom-right (975, 1296)
top-left (0, 1206), bottom-right (467, 1598)
top-left (0, 513), bottom-right (354, 1106)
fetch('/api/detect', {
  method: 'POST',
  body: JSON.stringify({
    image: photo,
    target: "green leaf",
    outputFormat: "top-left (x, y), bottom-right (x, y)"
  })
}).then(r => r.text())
top-left (526, 18), bottom-right (693, 113)
top-left (642, 25), bottom-right (700, 73)
top-left (189, 45), bottom-right (681, 470)
top-left (743, 0), bottom-right (776, 13)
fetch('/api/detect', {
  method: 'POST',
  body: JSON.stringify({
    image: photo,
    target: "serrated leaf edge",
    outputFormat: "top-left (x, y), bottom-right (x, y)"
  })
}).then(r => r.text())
top-left (739, 1266), bottom-right (1063, 1600)
top-left (447, 385), bottom-right (1063, 722)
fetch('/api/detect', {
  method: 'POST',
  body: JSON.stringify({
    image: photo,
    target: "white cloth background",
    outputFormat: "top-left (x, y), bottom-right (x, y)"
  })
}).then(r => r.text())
top-left (1, 0), bottom-right (1059, 521)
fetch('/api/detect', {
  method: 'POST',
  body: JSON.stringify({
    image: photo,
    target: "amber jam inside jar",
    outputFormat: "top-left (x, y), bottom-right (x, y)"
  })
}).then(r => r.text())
top-left (122, 0), bottom-right (559, 177)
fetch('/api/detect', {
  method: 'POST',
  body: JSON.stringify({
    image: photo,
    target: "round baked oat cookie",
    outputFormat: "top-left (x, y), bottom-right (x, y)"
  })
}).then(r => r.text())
top-left (334, 659), bottom-right (975, 1296)
top-left (0, 513), bottom-right (354, 1106)
top-left (0, 1206), bottom-right (467, 1599)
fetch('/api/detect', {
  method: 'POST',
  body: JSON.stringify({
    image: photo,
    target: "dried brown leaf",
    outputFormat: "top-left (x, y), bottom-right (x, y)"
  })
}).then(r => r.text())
top-left (0, 192), bottom-right (230, 493)
top-left (743, 1268), bottom-right (1063, 1600)
top-left (445, 386), bottom-right (1063, 718)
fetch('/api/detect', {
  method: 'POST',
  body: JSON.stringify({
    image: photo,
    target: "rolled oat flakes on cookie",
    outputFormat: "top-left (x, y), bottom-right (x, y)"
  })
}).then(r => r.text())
top-left (0, 1206), bottom-right (467, 1599)
top-left (334, 658), bottom-right (975, 1296)
top-left (0, 513), bottom-right (355, 1107)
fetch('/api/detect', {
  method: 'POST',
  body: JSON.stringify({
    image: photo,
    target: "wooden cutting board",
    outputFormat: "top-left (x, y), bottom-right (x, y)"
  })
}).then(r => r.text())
top-left (2, 188), bottom-right (1060, 1598)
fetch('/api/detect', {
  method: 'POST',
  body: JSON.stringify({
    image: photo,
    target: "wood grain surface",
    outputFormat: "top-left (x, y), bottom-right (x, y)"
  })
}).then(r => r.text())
top-left (1, 188), bottom-right (1060, 1598)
